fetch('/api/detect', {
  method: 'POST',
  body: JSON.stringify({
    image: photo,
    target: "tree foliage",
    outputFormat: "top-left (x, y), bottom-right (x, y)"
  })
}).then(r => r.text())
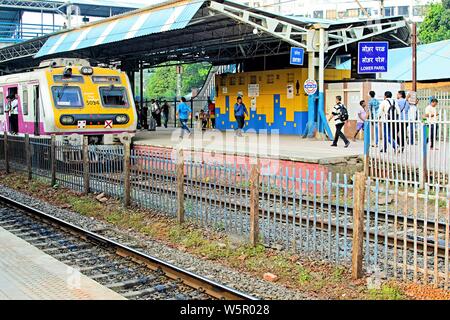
top-left (145, 63), bottom-right (211, 99)
top-left (145, 65), bottom-right (177, 99)
top-left (418, 3), bottom-right (450, 44)
top-left (443, 0), bottom-right (450, 10)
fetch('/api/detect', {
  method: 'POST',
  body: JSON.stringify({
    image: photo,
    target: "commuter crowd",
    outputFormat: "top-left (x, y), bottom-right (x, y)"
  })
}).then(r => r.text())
top-left (327, 90), bottom-right (441, 151)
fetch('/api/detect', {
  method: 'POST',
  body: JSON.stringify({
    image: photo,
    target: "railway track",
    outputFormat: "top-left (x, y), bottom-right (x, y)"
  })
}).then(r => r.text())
top-left (0, 194), bottom-right (256, 301)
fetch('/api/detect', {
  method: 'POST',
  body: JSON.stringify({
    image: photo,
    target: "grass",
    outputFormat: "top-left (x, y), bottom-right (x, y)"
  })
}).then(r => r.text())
top-left (369, 284), bottom-right (405, 300)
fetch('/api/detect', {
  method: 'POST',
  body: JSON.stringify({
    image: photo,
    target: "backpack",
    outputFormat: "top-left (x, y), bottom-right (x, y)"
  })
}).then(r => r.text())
top-left (338, 103), bottom-right (349, 122)
top-left (387, 99), bottom-right (398, 120)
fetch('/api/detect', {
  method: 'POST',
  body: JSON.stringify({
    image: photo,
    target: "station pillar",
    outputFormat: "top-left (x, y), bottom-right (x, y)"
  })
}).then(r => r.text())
top-left (303, 28), bottom-right (333, 140)
top-left (303, 51), bottom-right (317, 138)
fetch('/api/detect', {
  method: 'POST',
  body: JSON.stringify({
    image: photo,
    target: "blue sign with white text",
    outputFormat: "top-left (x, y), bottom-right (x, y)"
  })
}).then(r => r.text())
top-left (290, 47), bottom-right (305, 65)
top-left (358, 41), bottom-right (389, 74)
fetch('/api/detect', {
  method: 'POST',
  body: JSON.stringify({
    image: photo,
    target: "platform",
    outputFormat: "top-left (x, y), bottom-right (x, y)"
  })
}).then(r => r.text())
top-left (133, 128), bottom-right (364, 165)
top-left (0, 226), bottom-right (125, 300)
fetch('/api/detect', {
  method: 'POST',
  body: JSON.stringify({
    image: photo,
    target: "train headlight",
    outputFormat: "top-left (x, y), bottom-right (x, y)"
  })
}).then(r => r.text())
top-left (115, 114), bottom-right (129, 124)
top-left (80, 66), bottom-right (93, 75)
top-left (60, 115), bottom-right (75, 125)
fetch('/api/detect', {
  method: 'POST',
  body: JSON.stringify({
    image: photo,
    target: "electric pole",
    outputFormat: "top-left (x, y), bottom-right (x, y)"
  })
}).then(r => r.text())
top-left (412, 22), bottom-right (417, 92)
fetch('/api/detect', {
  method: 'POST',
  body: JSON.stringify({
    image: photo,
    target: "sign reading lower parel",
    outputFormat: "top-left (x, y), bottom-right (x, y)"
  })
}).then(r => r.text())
top-left (358, 41), bottom-right (389, 74)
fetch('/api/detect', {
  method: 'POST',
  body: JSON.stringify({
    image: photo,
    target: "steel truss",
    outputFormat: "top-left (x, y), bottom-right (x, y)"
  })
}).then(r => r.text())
top-left (0, 0), bottom-right (66, 12)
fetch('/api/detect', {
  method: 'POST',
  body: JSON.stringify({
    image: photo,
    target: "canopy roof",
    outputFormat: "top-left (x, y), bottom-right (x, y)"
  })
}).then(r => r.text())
top-left (0, 0), bottom-right (411, 73)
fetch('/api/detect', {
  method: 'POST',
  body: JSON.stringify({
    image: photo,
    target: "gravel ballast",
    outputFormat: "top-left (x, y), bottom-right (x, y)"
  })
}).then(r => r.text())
top-left (0, 184), bottom-right (311, 300)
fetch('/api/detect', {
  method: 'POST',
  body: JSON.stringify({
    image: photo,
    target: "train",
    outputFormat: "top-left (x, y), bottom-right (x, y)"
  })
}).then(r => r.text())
top-left (0, 58), bottom-right (137, 145)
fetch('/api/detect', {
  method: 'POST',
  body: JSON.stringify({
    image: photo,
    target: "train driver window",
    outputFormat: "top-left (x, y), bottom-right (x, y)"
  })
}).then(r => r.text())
top-left (51, 86), bottom-right (83, 108)
top-left (22, 87), bottom-right (29, 115)
top-left (99, 87), bottom-right (128, 108)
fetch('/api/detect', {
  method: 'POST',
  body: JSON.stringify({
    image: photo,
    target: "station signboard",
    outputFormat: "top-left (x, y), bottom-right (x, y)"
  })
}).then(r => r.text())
top-left (357, 41), bottom-right (389, 74)
top-left (290, 47), bottom-right (305, 66)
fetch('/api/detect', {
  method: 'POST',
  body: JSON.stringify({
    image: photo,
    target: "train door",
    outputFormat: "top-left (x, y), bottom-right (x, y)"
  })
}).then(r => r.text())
top-left (0, 88), bottom-right (5, 132)
top-left (33, 85), bottom-right (40, 136)
top-left (6, 86), bottom-right (18, 134)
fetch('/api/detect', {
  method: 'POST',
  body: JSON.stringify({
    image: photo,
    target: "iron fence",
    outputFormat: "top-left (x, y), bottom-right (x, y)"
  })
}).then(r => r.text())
top-left (1, 133), bottom-right (449, 289)
top-left (365, 110), bottom-right (450, 187)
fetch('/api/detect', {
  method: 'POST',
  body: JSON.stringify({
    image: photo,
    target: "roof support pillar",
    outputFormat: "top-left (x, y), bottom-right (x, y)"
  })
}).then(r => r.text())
top-left (304, 51), bottom-right (317, 138)
top-left (303, 27), bottom-right (333, 140)
top-left (317, 27), bottom-right (333, 140)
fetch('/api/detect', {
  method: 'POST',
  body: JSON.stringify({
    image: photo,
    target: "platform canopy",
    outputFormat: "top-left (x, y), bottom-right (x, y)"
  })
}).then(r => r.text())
top-left (0, 0), bottom-right (411, 73)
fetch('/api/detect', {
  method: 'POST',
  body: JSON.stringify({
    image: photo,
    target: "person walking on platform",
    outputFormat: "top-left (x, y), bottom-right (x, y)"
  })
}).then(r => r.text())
top-left (425, 98), bottom-right (439, 150)
top-left (141, 101), bottom-right (148, 130)
top-left (233, 96), bottom-right (248, 137)
top-left (379, 91), bottom-right (400, 153)
top-left (151, 99), bottom-right (162, 127)
top-left (329, 96), bottom-right (350, 148)
top-left (207, 99), bottom-right (216, 129)
top-left (396, 90), bottom-right (410, 150)
top-left (353, 100), bottom-right (367, 141)
top-left (162, 100), bottom-right (170, 128)
top-left (177, 97), bottom-right (192, 139)
top-left (368, 91), bottom-right (380, 146)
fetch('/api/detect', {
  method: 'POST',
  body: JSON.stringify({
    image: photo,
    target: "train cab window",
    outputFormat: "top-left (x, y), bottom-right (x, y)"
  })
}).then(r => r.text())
top-left (22, 87), bottom-right (29, 115)
top-left (0, 92), bottom-right (3, 115)
top-left (99, 87), bottom-right (128, 108)
top-left (52, 86), bottom-right (83, 108)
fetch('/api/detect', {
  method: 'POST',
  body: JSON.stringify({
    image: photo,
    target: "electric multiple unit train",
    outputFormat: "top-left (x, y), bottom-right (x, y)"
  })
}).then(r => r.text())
top-left (0, 58), bottom-right (137, 144)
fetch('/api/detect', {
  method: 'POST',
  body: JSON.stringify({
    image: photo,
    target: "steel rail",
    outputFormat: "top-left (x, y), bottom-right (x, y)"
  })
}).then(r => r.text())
top-left (0, 193), bottom-right (257, 301)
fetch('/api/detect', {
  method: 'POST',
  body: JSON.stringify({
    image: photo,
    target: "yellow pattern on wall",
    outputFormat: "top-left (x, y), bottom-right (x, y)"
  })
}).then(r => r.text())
top-left (215, 67), bottom-right (350, 124)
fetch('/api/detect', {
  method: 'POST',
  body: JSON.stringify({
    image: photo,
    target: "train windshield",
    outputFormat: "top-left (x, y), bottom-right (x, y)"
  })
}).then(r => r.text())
top-left (100, 87), bottom-right (128, 108)
top-left (52, 86), bottom-right (83, 108)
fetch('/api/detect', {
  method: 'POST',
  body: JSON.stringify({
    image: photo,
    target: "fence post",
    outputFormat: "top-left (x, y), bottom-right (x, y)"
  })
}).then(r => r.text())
top-left (4, 132), bottom-right (9, 174)
top-left (420, 124), bottom-right (428, 188)
top-left (50, 135), bottom-right (56, 186)
top-left (25, 134), bottom-right (32, 180)
top-left (363, 121), bottom-right (370, 177)
top-left (123, 138), bottom-right (131, 207)
top-left (176, 148), bottom-right (185, 224)
top-left (352, 172), bottom-right (366, 280)
top-left (82, 136), bottom-right (90, 195)
top-left (249, 161), bottom-right (260, 247)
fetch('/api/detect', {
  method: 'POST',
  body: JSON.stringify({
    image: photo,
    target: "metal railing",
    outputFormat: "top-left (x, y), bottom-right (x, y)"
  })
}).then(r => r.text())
top-left (0, 22), bottom-right (62, 42)
top-left (1, 133), bottom-right (449, 289)
top-left (365, 110), bottom-right (450, 187)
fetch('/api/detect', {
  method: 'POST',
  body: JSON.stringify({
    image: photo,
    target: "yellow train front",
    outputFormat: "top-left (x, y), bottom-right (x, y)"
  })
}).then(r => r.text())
top-left (42, 59), bottom-right (137, 144)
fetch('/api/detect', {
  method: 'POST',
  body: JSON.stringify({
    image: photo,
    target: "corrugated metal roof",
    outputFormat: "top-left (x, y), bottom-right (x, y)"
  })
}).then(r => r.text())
top-left (379, 39), bottom-right (450, 81)
top-left (337, 39), bottom-right (450, 81)
top-left (35, 1), bottom-right (204, 58)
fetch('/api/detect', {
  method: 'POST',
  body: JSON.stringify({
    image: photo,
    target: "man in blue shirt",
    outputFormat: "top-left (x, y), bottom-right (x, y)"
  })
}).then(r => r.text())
top-left (176, 97), bottom-right (192, 138)
top-left (233, 96), bottom-right (248, 137)
top-left (368, 91), bottom-right (380, 146)
top-left (396, 90), bottom-right (410, 149)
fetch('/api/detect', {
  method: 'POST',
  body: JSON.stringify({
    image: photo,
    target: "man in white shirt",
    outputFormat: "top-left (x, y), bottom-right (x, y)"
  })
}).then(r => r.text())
top-left (379, 91), bottom-right (400, 152)
top-left (425, 98), bottom-right (439, 149)
top-left (5, 94), bottom-right (19, 134)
